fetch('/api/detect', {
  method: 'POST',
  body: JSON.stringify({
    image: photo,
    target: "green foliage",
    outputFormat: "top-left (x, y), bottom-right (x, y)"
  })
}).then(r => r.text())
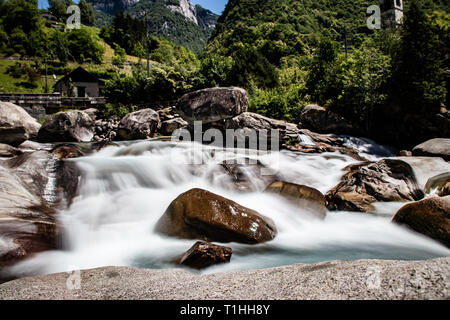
top-left (390, 0), bottom-right (447, 114)
top-left (48, 0), bottom-right (74, 20)
top-left (79, 0), bottom-right (95, 26)
top-left (103, 103), bottom-right (136, 119)
top-left (104, 36), bottom-right (200, 107)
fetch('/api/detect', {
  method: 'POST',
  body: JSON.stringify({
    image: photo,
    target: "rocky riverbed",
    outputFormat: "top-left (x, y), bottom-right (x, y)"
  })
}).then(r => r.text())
top-left (0, 87), bottom-right (449, 299)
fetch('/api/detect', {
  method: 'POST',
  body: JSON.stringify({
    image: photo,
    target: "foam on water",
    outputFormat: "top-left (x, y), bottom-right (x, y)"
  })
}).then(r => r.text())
top-left (4, 140), bottom-right (450, 278)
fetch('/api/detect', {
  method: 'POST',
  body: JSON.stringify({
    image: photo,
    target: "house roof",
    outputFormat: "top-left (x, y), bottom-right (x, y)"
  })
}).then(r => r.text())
top-left (55, 67), bottom-right (105, 87)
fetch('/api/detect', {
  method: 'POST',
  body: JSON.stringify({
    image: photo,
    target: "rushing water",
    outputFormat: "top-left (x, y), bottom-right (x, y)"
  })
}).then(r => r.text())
top-left (5, 139), bottom-right (450, 278)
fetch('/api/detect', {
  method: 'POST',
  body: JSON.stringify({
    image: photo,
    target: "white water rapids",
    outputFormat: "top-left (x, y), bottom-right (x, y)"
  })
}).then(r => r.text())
top-left (5, 139), bottom-right (450, 278)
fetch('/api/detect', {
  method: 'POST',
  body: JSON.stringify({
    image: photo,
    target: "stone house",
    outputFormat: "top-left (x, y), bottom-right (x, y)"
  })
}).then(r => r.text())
top-left (54, 67), bottom-right (105, 98)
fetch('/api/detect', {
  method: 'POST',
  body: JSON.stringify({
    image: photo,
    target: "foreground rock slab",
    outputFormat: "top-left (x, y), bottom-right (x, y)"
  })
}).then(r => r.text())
top-left (155, 188), bottom-right (277, 244)
top-left (0, 258), bottom-right (448, 300)
top-left (393, 196), bottom-right (450, 248)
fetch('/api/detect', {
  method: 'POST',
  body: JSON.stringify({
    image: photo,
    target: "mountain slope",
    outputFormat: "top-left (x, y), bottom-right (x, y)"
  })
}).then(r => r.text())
top-left (87, 0), bottom-right (219, 54)
top-left (206, 0), bottom-right (449, 61)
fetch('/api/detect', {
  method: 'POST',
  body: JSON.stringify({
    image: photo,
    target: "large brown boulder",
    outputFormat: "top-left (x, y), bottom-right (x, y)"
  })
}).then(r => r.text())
top-left (177, 87), bottom-right (248, 123)
top-left (393, 196), bottom-right (450, 248)
top-left (298, 104), bottom-right (354, 135)
top-left (178, 241), bottom-right (232, 270)
top-left (0, 102), bottom-right (41, 146)
top-left (266, 181), bottom-right (326, 219)
top-left (412, 139), bottom-right (450, 161)
top-left (38, 110), bottom-right (94, 143)
top-left (117, 108), bottom-right (161, 141)
top-left (155, 188), bottom-right (277, 244)
top-left (326, 159), bottom-right (424, 212)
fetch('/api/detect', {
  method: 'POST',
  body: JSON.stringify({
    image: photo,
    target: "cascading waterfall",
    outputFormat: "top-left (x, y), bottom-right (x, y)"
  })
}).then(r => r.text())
top-left (5, 139), bottom-right (450, 277)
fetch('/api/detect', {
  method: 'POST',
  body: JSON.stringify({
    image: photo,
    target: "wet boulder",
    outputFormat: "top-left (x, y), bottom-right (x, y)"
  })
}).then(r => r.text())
top-left (178, 241), bottom-right (232, 270)
top-left (266, 181), bottom-right (327, 219)
top-left (412, 139), bottom-right (450, 161)
top-left (117, 108), bottom-right (161, 141)
top-left (161, 117), bottom-right (188, 136)
top-left (0, 164), bottom-right (58, 269)
top-left (51, 144), bottom-right (85, 159)
top-left (38, 110), bottom-right (94, 143)
top-left (298, 104), bottom-right (354, 135)
top-left (155, 188), bottom-right (277, 244)
top-left (326, 159), bottom-right (424, 212)
top-left (0, 143), bottom-right (22, 158)
top-left (224, 112), bottom-right (299, 148)
top-left (177, 87), bottom-right (248, 123)
top-left (393, 196), bottom-right (450, 248)
top-left (0, 102), bottom-right (41, 146)
top-left (425, 173), bottom-right (450, 197)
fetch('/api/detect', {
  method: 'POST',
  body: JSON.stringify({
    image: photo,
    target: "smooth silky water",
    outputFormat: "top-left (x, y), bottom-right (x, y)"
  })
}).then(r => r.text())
top-left (5, 139), bottom-right (450, 277)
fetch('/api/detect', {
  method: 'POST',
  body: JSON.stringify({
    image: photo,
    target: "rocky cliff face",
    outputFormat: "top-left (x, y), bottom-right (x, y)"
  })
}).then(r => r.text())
top-left (88, 0), bottom-right (141, 15)
top-left (88, 0), bottom-right (218, 29)
top-left (166, 0), bottom-right (198, 25)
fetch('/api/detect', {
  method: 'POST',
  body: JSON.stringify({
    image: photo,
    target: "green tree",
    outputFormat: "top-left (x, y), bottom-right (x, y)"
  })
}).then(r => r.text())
top-left (79, 0), bottom-right (95, 26)
top-left (306, 37), bottom-right (340, 105)
top-left (48, 0), bottom-right (73, 21)
top-left (390, 0), bottom-right (446, 114)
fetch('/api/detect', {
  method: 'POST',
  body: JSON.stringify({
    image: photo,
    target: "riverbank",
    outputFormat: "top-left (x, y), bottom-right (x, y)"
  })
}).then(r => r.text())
top-left (0, 258), bottom-right (448, 300)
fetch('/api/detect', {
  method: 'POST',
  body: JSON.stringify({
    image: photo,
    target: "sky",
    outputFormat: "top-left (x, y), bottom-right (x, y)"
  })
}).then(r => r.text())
top-left (38, 0), bottom-right (228, 15)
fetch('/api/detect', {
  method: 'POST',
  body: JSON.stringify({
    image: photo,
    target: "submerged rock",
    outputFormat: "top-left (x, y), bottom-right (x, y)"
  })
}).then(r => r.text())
top-left (52, 144), bottom-right (85, 159)
top-left (393, 196), bottom-right (450, 248)
top-left (412, 138), bottom-right (450, 161)
top-left (266, 181), bottom-right (326, 219)
top-left (155, 188), bottom-right (277, 244)
top-left (117, 108), bottom-right (161, 141)
top-left (326, 159), bottom-right (424, 212)
top-left (0, 102), bottom-right (41, 146)
top-left (177, 87), bottom-right (248, 123)
top-left (286, 129), bottom-right (365, 161)
top-left (208, 158), bottom-right (280, 192)
top-left (178, 241), bottom-right (232, 270)
top-left (38, 110), bottom-right (94, 143)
